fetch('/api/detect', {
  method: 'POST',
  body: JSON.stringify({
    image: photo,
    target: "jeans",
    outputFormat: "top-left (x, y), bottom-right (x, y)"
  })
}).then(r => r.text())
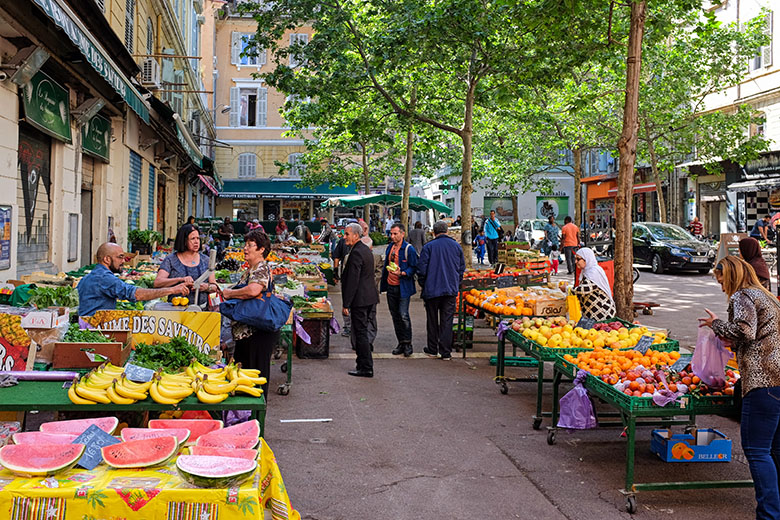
top-left (386, 285), bottom-right (412, 345)
top-left (742, 386), bottom-right (780, 520)
top-left (486, 238), bottom-right (498, 264)
top-left (424, 295), bottom-right (457, 358)
top-left (563, 246), bottom-right (577, 274)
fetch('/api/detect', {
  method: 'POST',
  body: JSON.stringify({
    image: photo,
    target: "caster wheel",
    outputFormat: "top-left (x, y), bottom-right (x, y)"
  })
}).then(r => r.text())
top-left (532, 418), bottom-right (542, 430)
top-left (547, 430), bottom-right (557, 445)
top-left (626, 495), bottom-right (637, 514)
top-left (500, 383), bottom-right (509, 395)
top-left (277, 385), bottom-right (290, 395)
top-left (280, 362), bottom-right (288, 373)
top-left (643, 308), bottom-right (653, 315)
top-left (273, 348), bottom-right (283, 360)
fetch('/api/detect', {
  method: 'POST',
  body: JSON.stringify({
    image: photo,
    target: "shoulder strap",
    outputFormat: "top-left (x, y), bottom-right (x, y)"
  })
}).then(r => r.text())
top-left (405, 243), bottom-right (411, 258)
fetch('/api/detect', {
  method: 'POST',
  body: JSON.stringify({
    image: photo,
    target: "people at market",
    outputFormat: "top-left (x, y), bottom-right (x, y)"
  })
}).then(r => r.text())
top-left (155, 224), bottom-right (217, 306)
top-left (293, 220), bottom-right (312, 243)
top-left (417, 220), bottom-right (465, 360)
top-left (543, 215), bottom-right (560, 256)
top-left (275, 218), bottom-right (289, 241)
top-left (78, 243), bottom-right (190, 316)
top-left (330, 232), bottom-right (351, 338)
top-left (380, 223), bottom-right (418, 357)
top-left (571, 247), bottom-right (616, 321)
top-left (473, 228), bottom-right (487, 265)
top-left (384, 215), bottom-right (394, 237)
top-left (317, 218), bottom-right (335, 246)
top-left (359, 219), bottom-right (373, 247)
top-left (340, 223), bottom-right (379, 377)
top-left (698, 256), bottom-right (780, 520)
top-left (739, 237), bottom-right (772, 291)
top-left (561, 216), bottom-right (579, 274)
top-left (217, 217), bottom-right (234, 256)
top-left (688, 216), bottom-right (703, 238)
top-left (221, 230), bottom-right (277, 395)
top-left (409, 221), bottom-right (427, 254)
top-left (750, 215), bottom-right (771, 242)
top-left (247, 219), bottom-right (263, 231)
top-left (483, 209), bottom-right (502, 265)
top-left (186, 215), bottom-right (197, 228)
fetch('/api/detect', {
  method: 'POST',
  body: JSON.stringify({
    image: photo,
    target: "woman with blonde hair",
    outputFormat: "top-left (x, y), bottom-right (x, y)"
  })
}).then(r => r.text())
top-left (699, 255), bottom-right (780, 519)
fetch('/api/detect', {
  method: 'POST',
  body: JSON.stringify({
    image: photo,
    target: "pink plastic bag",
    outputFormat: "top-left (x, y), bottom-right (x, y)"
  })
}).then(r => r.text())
top-left (692, 327), bottom-right (733, 389)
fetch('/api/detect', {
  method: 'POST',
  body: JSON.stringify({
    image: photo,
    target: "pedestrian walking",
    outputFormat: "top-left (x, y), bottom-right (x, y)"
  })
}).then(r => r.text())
top-left (739, 237), bottom-right (772, 291)
top-left (549, 245), bottom-right (560, 274)
top-left (483, 210), bottom-right (502, 264)
top-left (384, 215), bottom-right (394, 237)
top-left (560, 216), bottom-right (579, 274)
top-left (698, 256), bottom-right (780, 520)
top-left (409, 221), bottom-right (426, 253)
top-left (473, 229), bottom-right (487, 265)
top-left (417, 220), bottom-right (465, 360)
top-left (341, 223), bottom-right (379, 377)
top-left (380, 224), bottom-right (418, 357)
top-left (543, 216), bottom-right (560, 256)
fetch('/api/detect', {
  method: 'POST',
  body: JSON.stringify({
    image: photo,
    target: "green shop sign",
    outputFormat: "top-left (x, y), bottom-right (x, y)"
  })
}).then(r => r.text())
top-left (22, 71), bottom-right (71, 143)
top-left (81, 114), bottom-right (110, 162)
top-left (32, 0), bottom-right (150, 123)
top-left (177, 125), bottom-right (203, 168)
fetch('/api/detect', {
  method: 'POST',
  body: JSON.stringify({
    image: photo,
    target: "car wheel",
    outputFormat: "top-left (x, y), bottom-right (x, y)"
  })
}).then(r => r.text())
top-left (651, 254), bottom-right (664, 274)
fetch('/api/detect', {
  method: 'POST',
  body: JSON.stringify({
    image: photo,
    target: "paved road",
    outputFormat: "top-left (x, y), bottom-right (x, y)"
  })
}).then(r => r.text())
top-left (264, 269), bottom-right (754, 520)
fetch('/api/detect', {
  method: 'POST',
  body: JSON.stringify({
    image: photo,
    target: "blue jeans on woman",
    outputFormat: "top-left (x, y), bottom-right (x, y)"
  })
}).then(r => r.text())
top-left (742, 386), bottom-right (780, 519)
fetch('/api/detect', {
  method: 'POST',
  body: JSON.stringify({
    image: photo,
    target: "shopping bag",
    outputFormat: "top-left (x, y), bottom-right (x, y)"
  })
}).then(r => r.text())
top-left (557, 370), bottom-right (597, 429)
top-left (220, 284), bottom-right (293, 333)
top-left (567, 293), bottom-right (582, 322)
top-left (692, 327), bottom-right (733, 389)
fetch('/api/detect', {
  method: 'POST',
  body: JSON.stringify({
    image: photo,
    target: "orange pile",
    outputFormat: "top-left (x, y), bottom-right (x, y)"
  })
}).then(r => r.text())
top-left (463, 289), bottom-right (536, 316)
top-left (563, 348), bottom-right (681, 378)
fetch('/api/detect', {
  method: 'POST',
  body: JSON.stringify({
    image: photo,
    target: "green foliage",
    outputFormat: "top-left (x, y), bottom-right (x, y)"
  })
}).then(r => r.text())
top-left (128, 230), bottom-right (163, 245)
top-left (132, 336), bottom-right (213, 373)
top-left (63, 323), bottom-right (111, 343)
top-left (28, 286), bottom-right (79, 309)
top-left (369, 232), bottom-right (388, 245)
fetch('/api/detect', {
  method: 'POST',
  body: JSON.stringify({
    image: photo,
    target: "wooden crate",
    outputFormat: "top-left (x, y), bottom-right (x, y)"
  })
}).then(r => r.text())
top-left (52, 341), bottom-right (130, 369)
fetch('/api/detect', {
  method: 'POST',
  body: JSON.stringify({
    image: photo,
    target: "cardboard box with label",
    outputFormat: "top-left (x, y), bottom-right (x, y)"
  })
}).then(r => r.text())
top-left (651, 428), bottom-right (732, 462)
top-left (21, 307), bottom-right (70, 329)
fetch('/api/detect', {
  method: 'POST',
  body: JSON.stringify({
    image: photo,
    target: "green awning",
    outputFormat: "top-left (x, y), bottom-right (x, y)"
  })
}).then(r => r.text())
top-left (220, 180), bottom-right (357, 200)
top-left (321, 194), bottom-right (452, 215)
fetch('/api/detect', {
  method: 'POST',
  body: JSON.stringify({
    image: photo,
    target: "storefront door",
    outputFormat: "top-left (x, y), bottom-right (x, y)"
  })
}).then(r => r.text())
top-left (17, 124), bottom-right (52, 276)
top-left (80, 155), bottom-right (94, 265)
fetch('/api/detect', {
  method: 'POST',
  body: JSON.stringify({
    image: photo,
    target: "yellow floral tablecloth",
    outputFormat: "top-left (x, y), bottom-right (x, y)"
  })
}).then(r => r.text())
top-left (0, 439), bottom-right (299, 520)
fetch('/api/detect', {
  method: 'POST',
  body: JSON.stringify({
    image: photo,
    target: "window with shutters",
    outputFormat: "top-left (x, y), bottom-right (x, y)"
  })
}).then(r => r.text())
top-left (128, 152), bottom-right (142, 231)
top-left (230, 86), bottom-right (267, 127)
top-left (148, 165), bottom-right (155, 229)
top-left (172, 71), bottom-right (184, 115)
top-left (230, 32), bottom-right (267, 68)
top-left (288, 33), bottom-right (309, 68)
top-left (191, 9), bottom-right (199, 73)
top-left (751, 12), bottom-right (773, 71)
top-left (146, 18), bottom-right (154, 55)
top-left (95, 0), bottom-right (105, 13)
top-left (238, 153), bottom-right (257, 178)
top-left (287, 153), bottom-right (305, 179)
top-left (124, 0), bottom-right (135, 54)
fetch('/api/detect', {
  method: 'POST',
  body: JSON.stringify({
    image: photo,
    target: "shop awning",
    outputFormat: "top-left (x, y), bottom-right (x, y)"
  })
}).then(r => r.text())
top-left (608, 182), bottom-right (657, 196)
top-left (321, 194), bottom-right (453, 215)
top-left (198, 175), bottom-right (219, 197)
top-left (220, 179), bottom-right (358, 200)
top-left (727, 178), bottom-right (780, 193)
top-left (173, 114), bottom-right (204, 169)
top-left (582, 174), bottom-right (617, 184)
top-left (32, 0), bottom-right (150, 123)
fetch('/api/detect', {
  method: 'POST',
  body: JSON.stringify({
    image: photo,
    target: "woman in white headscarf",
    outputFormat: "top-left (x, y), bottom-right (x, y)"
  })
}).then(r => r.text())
top-left (571, 247), bottom-right (616, 320)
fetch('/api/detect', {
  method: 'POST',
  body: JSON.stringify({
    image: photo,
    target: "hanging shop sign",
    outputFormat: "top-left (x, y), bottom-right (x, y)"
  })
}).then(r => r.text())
top-left (744, 151), bottom-right (780, 180)
top-left (0, 207), bottom-right (11, 271)
top-left (483, 197), bottom-right (514, 219)
top-left (536, 196), bottom-right (569, 221)
top-left (81, 114), bottom-right (110, 162)
top-left (21, 71), bottom-right (71, 143)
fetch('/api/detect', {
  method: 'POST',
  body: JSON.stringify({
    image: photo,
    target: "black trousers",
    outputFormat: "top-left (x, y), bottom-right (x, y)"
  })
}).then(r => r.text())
top-left (350, 305), bottom-right (375, 371)
top-left (234, 328), bottom-right (281, 396)
top-left (486, 238), bottom-right (499, 264)
top-left (424, 295), bottom-right (457, 357)
top-left (563, 246), bottom-right (577, 274)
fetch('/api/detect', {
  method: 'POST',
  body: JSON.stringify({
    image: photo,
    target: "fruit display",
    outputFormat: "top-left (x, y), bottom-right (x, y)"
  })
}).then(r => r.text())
top-left (39, 416), bottom-right (119, 436)
top-left (131, 336), bottom-right (214, 373)
top-left (563, 349), bottom-right (681, 384)
top-left (222, 249), bottom-right (245, 264)
top-left (189, 446), bottom-right (258, 460)
top-left (11, 432), bottom-right (78, 445)
top-left (101, 436), bottom-right (179, 469)
top-left (0, 313), bottom-right (31, 348)
top-left (170, 296), bottom-right (190, 307)
top-left (513, 316), bottom-right (668, 349)
top-left (0, 443), bottom-right (85, 477)
top-left (216, 257), bottom-right (242, 271)
top-left (120, 427), bottom-right (191, 445)
top-left (147, 419), bottom-right (223, 445)
top-left (464, 287), bottom-right (566, 317)
top-left (272, 266), bottom-right (294, 276)
top-left (176, 455), bottom-right (258, 488)
top-left (196, 433), bottom-right (259, 450)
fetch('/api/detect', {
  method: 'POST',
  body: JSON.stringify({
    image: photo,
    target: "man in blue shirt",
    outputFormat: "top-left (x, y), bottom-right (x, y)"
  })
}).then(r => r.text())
top-left (78, 243), bottom-right (190, 316)
top-left (417, 221), bottom-right (465, 360)
top-left (483, 210), bottom-right (502, 265)
top-left (750, 215), bottom-right (771, 242)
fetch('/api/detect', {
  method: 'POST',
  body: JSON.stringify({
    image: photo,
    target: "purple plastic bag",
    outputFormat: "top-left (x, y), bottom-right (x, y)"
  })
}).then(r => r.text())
top-left (222, 409), bottom-right (252, 427)
top-left (652, 371), bottom-right (682, 407)
top-left (692, 327), bottom-right (733, 389)
top-left (557, 370), bottom-right (598, 430)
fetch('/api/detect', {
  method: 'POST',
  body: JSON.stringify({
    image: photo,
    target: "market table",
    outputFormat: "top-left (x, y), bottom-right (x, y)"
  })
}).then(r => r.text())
top-left (0, 439), bottom-right (298, 520)
top-left (0, 381), bottom-right (266, 437)
top-left (547, 356), bottom-right (751, 513)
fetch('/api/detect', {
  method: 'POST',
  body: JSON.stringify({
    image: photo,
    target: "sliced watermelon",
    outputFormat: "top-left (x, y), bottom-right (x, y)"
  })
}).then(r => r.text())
top-left (102, 437), bottom-right (178, 469)
top-left (189, 446), bottom-right (257, 460)
top-left (121, 428), bottom-right (191, 445)
top-left (147, 419), bottom-right (223, 444)
top-left (217, 420), bottom-right (260, 438)
top-left (176, 455), bottom-right (257, 488)
top-left (196, 433), bottom-right (259, 450)
top-left (40, 417), bottom-right (119, 436)
top-left (12, 432), bottom-right (79, 445)
top-left (0, 443), bottom-right (85, 476)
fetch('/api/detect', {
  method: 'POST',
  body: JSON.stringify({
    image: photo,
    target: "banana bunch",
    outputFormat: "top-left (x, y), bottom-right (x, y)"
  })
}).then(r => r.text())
top-left (68, 363), bottom-right (153, 405)
top-left (150, 371), bottom-right (195, 405)
top-left (187, 360), bottom-right (266, 402)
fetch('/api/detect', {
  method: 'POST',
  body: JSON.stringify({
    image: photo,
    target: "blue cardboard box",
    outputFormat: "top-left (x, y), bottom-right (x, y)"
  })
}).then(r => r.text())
top-left (651, 429), bottom-right (731, 462)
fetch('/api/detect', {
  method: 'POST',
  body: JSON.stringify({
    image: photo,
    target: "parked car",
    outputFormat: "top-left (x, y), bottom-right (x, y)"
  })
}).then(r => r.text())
top-left (514, 219), bottom-right (548, 245)
top-left (632, 222), bottom-right (715, 274)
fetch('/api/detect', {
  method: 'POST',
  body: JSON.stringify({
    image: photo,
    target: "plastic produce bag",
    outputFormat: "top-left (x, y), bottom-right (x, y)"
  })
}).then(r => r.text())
top-left (557, 370), bottom-right (598, 430)
top-left (567, 293), bottom-right (582, 322)
top-left (692, 327), bottom-right (733, 389)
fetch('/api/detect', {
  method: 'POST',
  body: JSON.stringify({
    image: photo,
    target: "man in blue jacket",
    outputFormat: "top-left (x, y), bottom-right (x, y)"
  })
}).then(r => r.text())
top-left (417, 221), bottom-right (466, 360)
top-left (380, 223), bottom-right (418, 357)
top-left (483, 209), bottom-right (502, 265)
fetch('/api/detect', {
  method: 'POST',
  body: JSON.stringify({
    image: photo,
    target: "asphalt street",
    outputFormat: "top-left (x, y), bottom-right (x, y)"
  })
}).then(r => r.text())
top-left (263, 265), bottom-right (756, 520)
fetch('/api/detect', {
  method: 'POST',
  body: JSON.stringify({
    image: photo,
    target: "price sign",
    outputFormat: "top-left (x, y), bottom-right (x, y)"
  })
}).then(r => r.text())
top-left (72, 425), bottom-right (120, 470)
top-left (576, 317), bottom-right (597, 330)
top-left (123, 363), bottom-right (155, 383)
top-left (670, 354), bottom-right (693, 373)
top-left (633, 335), bottom-right (654, 354)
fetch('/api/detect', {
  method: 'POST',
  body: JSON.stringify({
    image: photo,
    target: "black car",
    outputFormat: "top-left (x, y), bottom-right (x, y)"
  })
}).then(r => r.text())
top-left (632, 222), bottom-right (715, 274)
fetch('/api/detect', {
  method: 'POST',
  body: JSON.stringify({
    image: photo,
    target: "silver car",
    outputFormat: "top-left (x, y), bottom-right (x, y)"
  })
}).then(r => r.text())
top-left (514, 219), bottom-right (548, 245)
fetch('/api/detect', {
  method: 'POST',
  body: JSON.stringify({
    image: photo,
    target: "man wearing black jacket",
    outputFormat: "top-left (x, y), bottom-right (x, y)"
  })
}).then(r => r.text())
top-left (341, 223), bottom-right (380, 377)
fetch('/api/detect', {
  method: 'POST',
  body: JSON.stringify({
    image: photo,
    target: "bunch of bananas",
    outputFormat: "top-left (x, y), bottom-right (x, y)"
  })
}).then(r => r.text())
top-left (68, 363), bottom-right (153, 405)
top-left (186, 359), bottom-right (266, 403)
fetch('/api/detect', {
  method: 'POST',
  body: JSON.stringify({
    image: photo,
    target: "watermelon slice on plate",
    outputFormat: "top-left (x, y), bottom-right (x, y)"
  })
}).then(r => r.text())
top-left (40, 417), bottom-right (119, 436)
top-left (217, 420), bottom-right (260, 438)
top-left (102, 437), bottom-right (178, 469)
top-left (189, 446), bottom-right (257, 460)
top-left (147, 419), bottom-right (222, 444)
top-left (12, 432), bottom-right (79, 445)
top-left (0, 443), bottom-right (85, 477)
top-left (196, 433), bottom-right (259, 450)
top-left (176, 455), bottom-right (257, 488)
top-left (121, 428), bottom-right (191, 445)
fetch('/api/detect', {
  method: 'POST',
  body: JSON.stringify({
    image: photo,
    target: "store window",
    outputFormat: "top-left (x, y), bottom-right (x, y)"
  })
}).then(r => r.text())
top-left (264, 200), bottom-right (280, 221)
top-left (283, 201), bottom-right (310, 222)
top-left (238, 153), bottom-right (257, 178)
top-left (233, 200), bottom-right (259, 221)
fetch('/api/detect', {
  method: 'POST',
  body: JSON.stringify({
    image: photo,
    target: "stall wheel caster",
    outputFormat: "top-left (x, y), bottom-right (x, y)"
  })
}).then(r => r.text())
top-left (626, 495), bottom-right (637, 514)
top-left (643, 308), bottom-right (653, 316)
top-left (500, 382), bottom-right (509, 395)
top-left (547, 429), bottom-right (557, 445)
top-left (273, 348), bottom-right (283, 360)
top-left (532, 418), bottom-right (542, 430)
top-left (280, 362), bottom-right (288, 373)
top-left (277, 384), bottom-right (290, 396)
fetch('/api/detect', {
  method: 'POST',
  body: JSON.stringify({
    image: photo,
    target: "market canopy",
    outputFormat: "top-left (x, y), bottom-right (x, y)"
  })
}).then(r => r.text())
top-left (321, 194), bottom-right (452, 215)
top-left (220, 180), bottom-right (357, 200)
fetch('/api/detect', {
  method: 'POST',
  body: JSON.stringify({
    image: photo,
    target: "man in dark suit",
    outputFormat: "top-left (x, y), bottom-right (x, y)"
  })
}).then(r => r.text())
top-left (341, 223), bottom-right (380, 377)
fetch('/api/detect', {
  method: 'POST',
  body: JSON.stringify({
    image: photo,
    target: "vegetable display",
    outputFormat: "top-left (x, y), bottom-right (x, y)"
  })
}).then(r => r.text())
top-left (131, 336), bottom-right (212, 373)
top-left (63, 323), bottom-right (111, 343)
top-left (28, 286), bottom-right (79, 309)
top-left (116, 300), bottom-right (144, 310)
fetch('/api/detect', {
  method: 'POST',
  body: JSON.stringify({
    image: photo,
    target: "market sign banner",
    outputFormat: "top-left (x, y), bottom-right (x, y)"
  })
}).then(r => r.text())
top-left (22, 71), bottom-right (71, 143)
top-left (82, 311), bottom-right (220, 355)
top-left (536, 196), bottom-right (569, 221)
top-left (81, 114), bottom-right (110, 162)
top-left (32, 0), bottom-right (150, 123)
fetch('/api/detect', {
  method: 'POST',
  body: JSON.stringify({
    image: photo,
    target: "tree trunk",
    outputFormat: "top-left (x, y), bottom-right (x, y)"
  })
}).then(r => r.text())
top-left (401, 128), bottom-right (414, 229)
top-left (645, 134), bottom-right (667, 223)
top-left (573, 147), bottom-right (583, 227)
top-left (362, 143), bottom-right (371, 228)
top-left (460, 83), bottom-right (476, 268)
top-left (614, 0), bottom-right (647, 321)
top-left (511, 195), bottom-right (519, 230)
